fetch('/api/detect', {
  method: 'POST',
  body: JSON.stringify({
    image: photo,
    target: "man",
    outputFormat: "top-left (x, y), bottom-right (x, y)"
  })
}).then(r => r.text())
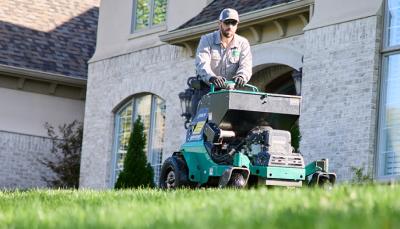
top-left (195, 8), bottom-right (252, 88)
top-left (191, 8), bottom-right (252, 116)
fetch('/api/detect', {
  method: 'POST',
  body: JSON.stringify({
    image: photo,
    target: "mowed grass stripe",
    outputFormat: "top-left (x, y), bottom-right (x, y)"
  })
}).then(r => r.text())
top-left (0, 184), bottom-right (399, 229)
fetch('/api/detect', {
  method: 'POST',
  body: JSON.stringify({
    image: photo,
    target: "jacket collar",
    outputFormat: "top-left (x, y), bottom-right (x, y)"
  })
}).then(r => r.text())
top-left (214, 30), bottom-right (239, 48)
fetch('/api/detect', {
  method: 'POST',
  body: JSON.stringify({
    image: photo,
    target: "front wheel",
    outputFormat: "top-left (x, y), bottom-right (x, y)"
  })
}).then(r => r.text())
top-left (159, 156), bottom-right (193, 189)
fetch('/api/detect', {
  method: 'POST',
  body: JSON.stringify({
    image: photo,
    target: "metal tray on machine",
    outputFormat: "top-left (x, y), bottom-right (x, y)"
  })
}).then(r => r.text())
top-left (198, 91), bottom-right (301, 136)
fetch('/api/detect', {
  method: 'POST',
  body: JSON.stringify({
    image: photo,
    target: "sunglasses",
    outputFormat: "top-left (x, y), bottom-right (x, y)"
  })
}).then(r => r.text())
top-left (223, 20), bottom-right (238, 26)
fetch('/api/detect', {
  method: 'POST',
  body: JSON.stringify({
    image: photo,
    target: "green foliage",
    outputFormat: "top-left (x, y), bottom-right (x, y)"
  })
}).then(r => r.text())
top-left (115, 116), bottom-right (154, 189)
top-left (290, 123), bottom-right (301, 152)
top-left (39, 121), bottom-right (83, 189)
top-left (1, 185), bottom-right (400, 228)
top-left (351, 166), bottom-right (373, 184)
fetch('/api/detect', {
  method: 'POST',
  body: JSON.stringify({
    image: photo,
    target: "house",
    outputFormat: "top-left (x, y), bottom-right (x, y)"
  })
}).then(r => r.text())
top-left (0, 0), bottom-right (99, 188)
top-left (80, 0), bottom-right (399, 189)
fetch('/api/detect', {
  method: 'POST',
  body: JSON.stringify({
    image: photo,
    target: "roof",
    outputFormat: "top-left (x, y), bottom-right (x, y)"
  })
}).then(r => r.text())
top-left (0, 0), bottom-right (99, 79)
top-left (177, 0), bottom-right (296, 30)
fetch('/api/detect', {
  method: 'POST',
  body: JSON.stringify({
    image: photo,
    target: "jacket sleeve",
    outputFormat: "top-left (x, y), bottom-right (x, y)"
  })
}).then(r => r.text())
top-left (236, 39), bottom-right (252, 83)
top-left (195, 35), bottom-right (217, 83)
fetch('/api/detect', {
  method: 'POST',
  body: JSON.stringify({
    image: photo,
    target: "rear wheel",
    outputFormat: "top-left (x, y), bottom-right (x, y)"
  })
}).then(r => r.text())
top-left (308, 172), bottom-right (335, 189)
top-left (165, 170), bottom-right (177, 188)
top-left (227, 172), bottom-right (246, 188)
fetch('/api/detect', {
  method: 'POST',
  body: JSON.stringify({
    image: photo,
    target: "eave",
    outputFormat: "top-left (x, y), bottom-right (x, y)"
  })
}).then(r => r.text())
top-left (160, 0), bottom-right (313, 46)
top-left (0, 64), bottom-right (86, 100)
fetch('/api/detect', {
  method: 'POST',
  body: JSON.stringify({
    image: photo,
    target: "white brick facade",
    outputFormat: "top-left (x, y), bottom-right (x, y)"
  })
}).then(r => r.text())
top-left (0, 131), bottom-right (54, 188)
top-left (300, 16), bottom-right (382, 180)
top-left (80, 4), bottom-right (385, 188)
top-left (80, 45), bottom-right (194, 188)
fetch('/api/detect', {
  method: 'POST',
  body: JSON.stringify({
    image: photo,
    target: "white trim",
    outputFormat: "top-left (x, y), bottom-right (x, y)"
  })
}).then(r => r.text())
top-left (148, 95), bottom-right (157, 162)
top-left (128, 24), bottom-right (167, 40)
top-left (130, 0), bottom-right (168, 34)
top-left (0, 64), bottom-right (86, 86)
top-left (110, 111), bottom-right (121, 187)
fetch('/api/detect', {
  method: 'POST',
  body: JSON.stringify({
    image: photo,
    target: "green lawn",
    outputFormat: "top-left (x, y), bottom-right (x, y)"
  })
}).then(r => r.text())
top-left (0, 184), bottom-right (399, 229)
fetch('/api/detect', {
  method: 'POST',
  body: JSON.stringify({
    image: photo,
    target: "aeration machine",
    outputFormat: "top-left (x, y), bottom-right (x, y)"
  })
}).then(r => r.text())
top-left (160, 81), bottom-right (336, 188)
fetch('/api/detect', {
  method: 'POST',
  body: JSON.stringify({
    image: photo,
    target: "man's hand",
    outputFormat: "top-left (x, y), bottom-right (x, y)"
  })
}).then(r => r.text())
top-left (233, 75), bottom-right (245, 87)
top-left (209, 76), bottom-right (226, 88)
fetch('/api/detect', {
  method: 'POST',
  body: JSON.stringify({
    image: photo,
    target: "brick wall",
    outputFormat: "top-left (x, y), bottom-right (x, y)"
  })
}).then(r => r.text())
top-left (0, 131), bottom-right (55, 189)
top-left (300, 16), bottom-right (382, 181)
top-left (80, 45), bottom-right (194, 188)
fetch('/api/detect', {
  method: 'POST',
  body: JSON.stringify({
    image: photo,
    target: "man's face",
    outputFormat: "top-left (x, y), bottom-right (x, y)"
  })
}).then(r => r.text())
top-left (219, 19), bottom-right (238, 38)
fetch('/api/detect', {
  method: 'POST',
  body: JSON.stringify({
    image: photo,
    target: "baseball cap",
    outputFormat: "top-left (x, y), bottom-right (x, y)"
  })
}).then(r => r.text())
top-left (219, 8), bottom-right (239, 22)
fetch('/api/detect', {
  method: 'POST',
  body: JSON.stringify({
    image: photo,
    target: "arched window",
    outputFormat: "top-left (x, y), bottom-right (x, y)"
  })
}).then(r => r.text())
top-left (112, 93), bottom-right (166, 185)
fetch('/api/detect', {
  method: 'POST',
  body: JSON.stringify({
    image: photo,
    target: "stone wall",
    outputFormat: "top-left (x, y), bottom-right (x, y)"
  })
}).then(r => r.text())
top-left (300, 16), bottom-right (382, 181)
top-left (0, 131), bottom-right (54, 189)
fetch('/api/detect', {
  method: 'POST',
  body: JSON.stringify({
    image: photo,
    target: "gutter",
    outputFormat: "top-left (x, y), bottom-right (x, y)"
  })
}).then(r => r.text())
top-left (0, 64), bottom-right (86, 86)
top-left (160, 0), bottom-right (313, 44)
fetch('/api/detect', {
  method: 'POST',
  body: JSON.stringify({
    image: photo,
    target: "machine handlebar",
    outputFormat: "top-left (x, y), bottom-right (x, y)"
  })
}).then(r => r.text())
top-left (210, 80), bottom-right (259, 93)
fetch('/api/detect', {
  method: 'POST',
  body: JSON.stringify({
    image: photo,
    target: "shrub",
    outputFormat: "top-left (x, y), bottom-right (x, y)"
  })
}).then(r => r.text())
top-left (351, 166), bottom-right (373, 184)
top-left (39, 120), bottom-right (83, 188)
top-left (115, 116), bottom-right (154, 189)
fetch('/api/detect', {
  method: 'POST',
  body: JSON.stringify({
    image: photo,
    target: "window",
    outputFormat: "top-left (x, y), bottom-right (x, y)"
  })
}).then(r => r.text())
top-left (132, 0), bottom-right (167, 32)
top-left (112, 94), bottom-right (166, 185)
top-left (377, 0), bottom-right (400, 178)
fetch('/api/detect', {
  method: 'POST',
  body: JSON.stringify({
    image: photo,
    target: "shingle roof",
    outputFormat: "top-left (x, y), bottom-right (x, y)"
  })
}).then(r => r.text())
top-left (0, 0), bottom-right (99, 79)
top-left (177, 0), bottom-right (296, 30)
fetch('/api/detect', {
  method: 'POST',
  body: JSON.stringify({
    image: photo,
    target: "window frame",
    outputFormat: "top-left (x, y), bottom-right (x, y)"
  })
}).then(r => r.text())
top-left (376, 0), bottom-right (400, 180)
top-left (131, 0), bottom-right (168, 33)
top-left (376, 51), bottom-right (400, 180)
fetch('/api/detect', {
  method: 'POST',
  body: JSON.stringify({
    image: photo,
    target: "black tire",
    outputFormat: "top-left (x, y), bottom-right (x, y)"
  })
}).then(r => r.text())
top-left (308, 172), bottom-right (334, 189)
top-left (159, 156), bottom-right (193, 189)
top-left (318, 175), bottom-right (334, 190)
top-left (227, 172), bottom-right (246, 188)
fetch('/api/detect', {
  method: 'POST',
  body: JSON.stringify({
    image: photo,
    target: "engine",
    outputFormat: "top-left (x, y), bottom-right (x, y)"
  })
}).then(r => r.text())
top-left (203, 123), bottom-right (304, 168)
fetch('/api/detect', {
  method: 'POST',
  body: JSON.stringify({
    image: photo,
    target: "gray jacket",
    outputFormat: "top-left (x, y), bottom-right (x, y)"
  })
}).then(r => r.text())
top-left (195, 30), bottom-right (252, 84)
